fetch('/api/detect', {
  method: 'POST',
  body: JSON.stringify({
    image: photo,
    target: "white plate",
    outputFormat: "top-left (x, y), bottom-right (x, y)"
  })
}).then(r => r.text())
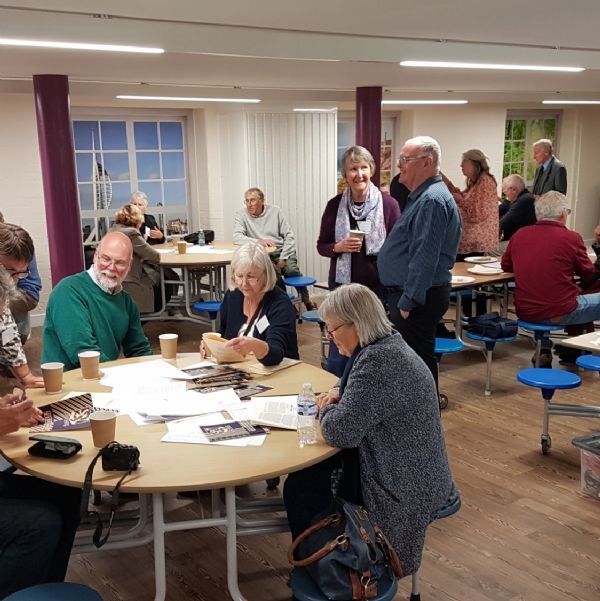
top-left (467, 266), bottom-right (503, 275)
top-left (451, 275), bottom-right (476, 284)
top-left (464, 256), bottom-right (496, 264)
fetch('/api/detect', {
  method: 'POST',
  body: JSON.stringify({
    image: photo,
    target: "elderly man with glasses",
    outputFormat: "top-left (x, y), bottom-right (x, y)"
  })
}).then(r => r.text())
top-left (233, 187), bottom-right (316, 311)
top-left (0, 223), bottom-right (44, 388)
top-left (42, 231), bottom-right (152, 370)
top-left (378, 136), bottom-right (462, 387)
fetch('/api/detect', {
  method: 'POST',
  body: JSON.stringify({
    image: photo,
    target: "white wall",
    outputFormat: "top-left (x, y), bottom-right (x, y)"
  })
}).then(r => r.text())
top-left (0, 94), bottom-right (48, 325)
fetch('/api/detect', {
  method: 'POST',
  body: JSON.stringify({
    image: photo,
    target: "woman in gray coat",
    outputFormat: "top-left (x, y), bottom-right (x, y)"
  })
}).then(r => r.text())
top-left (284, 283), bottom-right (457, 575)
top-left (110, 204), bottom-right (161, 313)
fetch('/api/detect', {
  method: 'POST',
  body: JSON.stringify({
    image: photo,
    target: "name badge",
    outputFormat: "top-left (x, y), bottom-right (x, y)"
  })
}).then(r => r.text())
top-left (255, 315), bottom-right (270, 334)
top-left (2, 324), bottom-right (17, 346)
top-left (357, 221), bottom-right (372, 233)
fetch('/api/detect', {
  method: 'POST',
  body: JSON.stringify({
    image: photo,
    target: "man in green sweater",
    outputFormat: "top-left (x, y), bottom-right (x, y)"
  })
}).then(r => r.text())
top-left (42, 232), bottom-right (152, 370)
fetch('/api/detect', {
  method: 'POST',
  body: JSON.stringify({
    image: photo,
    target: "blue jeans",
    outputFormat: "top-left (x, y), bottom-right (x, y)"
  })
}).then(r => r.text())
top-left (553, 292), bottom-right (600, 325)
top-left (0, 473), bottom-right (82, 598)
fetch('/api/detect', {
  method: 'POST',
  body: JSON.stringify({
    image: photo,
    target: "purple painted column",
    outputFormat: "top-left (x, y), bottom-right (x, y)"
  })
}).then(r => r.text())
top-left (33, 74), bottom-right (83, 286)
top-left (355, 86), bottom-right (382, 187)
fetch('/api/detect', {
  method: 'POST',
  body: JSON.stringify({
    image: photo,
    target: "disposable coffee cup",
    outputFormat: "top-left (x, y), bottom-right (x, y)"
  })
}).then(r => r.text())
top-left (40, 362), bottom-right (64, 394)
top-left (89, 410), bottom-right (117, 448)
top-left (349, 229), bottom-right (365, 240)
top-left (171, 235), bottom-right (181, 246)
top-left (78, 350), bottom-right (100, 380)
top-left (177, 241), bottom-right (187, 255)
top-left (159, 333), bottom-right (178, 359)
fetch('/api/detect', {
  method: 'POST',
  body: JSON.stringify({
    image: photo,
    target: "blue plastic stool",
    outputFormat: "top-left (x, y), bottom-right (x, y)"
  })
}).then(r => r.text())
top-left (193, 300), bottom-right (222, 330)
top-left (284, 276), bottom-right (316, 319)
top-left (409, 493), bottom-right (462, 601)
top-left (301, 310), bottom-right (328, 369)
top-left (576, 354), bottom-right (600, 373)
top-left (5, 583), bottom-right (103, 601)
top-left (465, 332), bottom-right (517, 396)
top-left (517, 368), bottom-right (582, 454)
top-left (517, 321), bottom-right (565, 367)
top-left (434, 338), bottom-right (465, 410)
top-left (291, 565), bottom-right (397, 601)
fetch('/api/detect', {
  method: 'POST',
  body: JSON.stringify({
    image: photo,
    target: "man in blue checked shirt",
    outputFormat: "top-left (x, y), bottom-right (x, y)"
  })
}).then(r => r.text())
top-left (378, 136), bottom-right (462, 387)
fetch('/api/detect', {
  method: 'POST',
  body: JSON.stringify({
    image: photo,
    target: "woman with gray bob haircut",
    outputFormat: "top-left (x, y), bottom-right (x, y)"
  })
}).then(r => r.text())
top-left (210, 243), bottom-right (298, 365)
top-left (284, 282), bottom-right (457, 575)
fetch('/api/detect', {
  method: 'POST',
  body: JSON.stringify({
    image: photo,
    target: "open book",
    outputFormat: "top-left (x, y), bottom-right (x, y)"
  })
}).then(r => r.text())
top-left (249, 395), bottom-right (298, 430)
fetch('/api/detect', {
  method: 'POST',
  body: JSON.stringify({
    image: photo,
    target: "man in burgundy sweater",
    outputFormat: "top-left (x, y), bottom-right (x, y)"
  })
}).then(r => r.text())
top-left (501, 191), bottom-right (600, 366)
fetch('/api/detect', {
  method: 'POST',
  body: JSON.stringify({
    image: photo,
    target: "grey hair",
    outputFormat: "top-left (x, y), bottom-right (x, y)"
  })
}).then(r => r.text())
top-left (0, 266), bottom-right (16, 306)
top-left (130, 191), bottom-right (148, 206)
top-left (405, 136), bottom-right (441, 171)
top-left (535, 191), bottom-right (569, 221)
top-left (319, 283), bottom-right (393, 347)
top-left (502, 174), bottom-right (526, 194)
top-left (245, 187), bottom-right (265, 201)
top-left (533, 138), bottom-right (553, 154)
top-left (229, 242), bottom-right (277, 292)
top-left (341, 145), bottom-right (376, 177)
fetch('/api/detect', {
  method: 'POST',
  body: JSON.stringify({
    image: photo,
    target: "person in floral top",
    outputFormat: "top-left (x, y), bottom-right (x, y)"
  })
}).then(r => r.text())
top-left (443, 149), bottom-right (500, 260)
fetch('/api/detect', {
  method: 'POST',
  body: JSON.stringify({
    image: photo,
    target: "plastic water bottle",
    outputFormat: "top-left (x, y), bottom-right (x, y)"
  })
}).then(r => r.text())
top-left (297, 383), bottom-right (318, 448)
top-left (197, 230), bottom-right (206, 246)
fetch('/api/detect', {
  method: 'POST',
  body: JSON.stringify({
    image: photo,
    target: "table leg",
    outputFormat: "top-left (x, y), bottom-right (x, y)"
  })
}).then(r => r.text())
top-left (225, 486), bottom-right (248, 601)
top-left (152, 493), bottom-right (167, 601)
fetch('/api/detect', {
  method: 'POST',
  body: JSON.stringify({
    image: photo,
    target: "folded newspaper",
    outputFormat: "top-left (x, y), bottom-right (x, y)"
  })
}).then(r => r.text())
top-left (249, 395), bottom-right (298, 430)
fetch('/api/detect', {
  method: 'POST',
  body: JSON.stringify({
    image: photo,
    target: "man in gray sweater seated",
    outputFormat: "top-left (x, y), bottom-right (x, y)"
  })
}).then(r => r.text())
top-left (233, 187), bottom-right (316, 310)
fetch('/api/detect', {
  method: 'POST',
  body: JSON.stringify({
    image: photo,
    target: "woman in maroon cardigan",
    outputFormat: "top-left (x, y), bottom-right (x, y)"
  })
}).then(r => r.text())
top-left (317, 145), bottom-right (400, 375)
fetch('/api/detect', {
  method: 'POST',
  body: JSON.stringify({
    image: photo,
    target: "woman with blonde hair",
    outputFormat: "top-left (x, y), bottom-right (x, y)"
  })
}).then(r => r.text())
top-left (443, 148), bottom-right (500, 260)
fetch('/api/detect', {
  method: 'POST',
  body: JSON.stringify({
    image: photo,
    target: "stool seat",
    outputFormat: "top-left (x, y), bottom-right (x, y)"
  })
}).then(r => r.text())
top-left (576, 355), bottom-right (600, 371)
top-left (435, 494), bottom-right (461, 519)
top-left (517, 320), bottom-right (565, 333)
top-left (290, 566), bottom-right (397, 601)
top-left (193, 300), bottom-right (222, 315)
top-left (5, 583), bottom-right (103, 600)
top-left (517, 368), bottom-right (581, 390)
top-left (465, 332), bottom-right (516, 344)
top-left (301, 310), bottom-right (322, 323)
top-left (434, 338), bottom-right (464, 354)
top-left (283, 276), bottom-right (316, 287)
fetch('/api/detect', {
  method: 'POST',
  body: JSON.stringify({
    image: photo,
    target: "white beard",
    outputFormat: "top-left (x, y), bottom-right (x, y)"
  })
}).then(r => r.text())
top-left (92, 263), bottom-right (121, 294)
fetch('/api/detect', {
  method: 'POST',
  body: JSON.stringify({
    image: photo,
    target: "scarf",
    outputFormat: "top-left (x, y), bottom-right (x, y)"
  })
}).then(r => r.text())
top-left (334, 181), bottom-right (386, 284)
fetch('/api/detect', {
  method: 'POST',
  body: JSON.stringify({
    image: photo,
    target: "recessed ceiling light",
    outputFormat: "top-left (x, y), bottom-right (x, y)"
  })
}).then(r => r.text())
top-left (0, 37), bottom-right (164, 54)
top-left (116, 95), bottom-right (261, 103)
top-left (400, 60), bottom-right (584, 73)
top-left (542, 100), bottom-right (600, 104)
top-left (382, 100), bottom-right (468, 105)
top-left (293, 108), bottom-right (337, 112)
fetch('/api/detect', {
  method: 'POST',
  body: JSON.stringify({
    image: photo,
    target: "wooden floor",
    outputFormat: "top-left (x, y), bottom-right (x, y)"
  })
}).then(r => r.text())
top-left (19, 309), bottom-right (600, 601)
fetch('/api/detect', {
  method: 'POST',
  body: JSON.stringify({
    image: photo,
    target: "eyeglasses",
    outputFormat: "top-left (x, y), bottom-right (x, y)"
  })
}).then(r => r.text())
top-left (398, 155), bottom-right (429, 163)
top-left (97, 254), bottom-right (130, 269)
top-left (326, 323), bottom-right (348, 338)
top-left (4, 268), bottom-right (29, 280)
top-left (234, 274), bottom-right (260, 285)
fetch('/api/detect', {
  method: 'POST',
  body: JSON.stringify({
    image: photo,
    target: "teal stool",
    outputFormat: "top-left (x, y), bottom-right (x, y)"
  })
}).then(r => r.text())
top-left (284, 276), bottom-right (316, 320)
top-left (517, 368), bottom-right (582, 454)
top-left (193, 300), bottom-right (222, 330)
top-left (5, 583), bottom-right (103, 600)
top-left (301, 310), bottom-right (328, 369)
top-left (517, 321), bottom-right (565, 367)
top-left (435, 338), bottom-right (465, 409)
top-left (465, 331), bottom-right (516, 396)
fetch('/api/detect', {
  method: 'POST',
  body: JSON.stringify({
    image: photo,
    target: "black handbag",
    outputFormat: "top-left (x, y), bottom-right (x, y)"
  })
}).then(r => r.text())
top-left (468, 311), bottom-right (518, 339)
top-left (288, 498), bottom-right (402, 600)
top-left (184, 229), bottom-right (215, 245)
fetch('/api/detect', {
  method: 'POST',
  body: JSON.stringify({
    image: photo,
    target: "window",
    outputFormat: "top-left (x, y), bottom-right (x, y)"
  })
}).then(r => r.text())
top-left (73, 118), bottom-right (189, 247)
top-left (503, 114), bottom-right (558, 185)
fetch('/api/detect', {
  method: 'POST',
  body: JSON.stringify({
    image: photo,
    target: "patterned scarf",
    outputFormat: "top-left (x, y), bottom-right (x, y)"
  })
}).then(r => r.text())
top-left (334, 181), bottom-right (386, 284)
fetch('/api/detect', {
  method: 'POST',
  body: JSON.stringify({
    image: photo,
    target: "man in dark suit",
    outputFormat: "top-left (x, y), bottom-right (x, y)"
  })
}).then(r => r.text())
top-left (130, 191), bottom-right (165, 245)
top-left (532, 138), bottom-right (567, 196)
top-left (499, 174), bottom-right (537, 242)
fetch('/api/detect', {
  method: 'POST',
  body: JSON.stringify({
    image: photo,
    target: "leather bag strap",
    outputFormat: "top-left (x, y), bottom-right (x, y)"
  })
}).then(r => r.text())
top-left (287, 513), bottom-right (345, 567)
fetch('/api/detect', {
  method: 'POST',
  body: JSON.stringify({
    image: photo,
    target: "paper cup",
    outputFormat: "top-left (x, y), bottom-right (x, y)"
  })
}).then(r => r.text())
top-left (177, 241), bottom-right (187, 255)
top-left (171, 235), bottom-right (181, 246)
top-left (41, 362), bottom-right (64, 394)
top-left (159, 333), bottom-right (178, 359)
top-left (78, 350), bottom-right (100, 380)
top-left (349, 229), bottom-right (365, 240)
top-left (89, 410), bottom-right (117, 448)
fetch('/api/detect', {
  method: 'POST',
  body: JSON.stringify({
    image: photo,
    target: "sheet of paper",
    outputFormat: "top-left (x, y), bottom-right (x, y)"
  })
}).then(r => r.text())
top-left (248, 395), bottom-right (298, 430)
top-left (185, 246), bottom-right (233, 254)
top-left (100, 359), bottom-right (191, 386)
top-left (156, 248), bottom-right (176, 254)
top-left (137, 388), bottom-right (243, 418)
